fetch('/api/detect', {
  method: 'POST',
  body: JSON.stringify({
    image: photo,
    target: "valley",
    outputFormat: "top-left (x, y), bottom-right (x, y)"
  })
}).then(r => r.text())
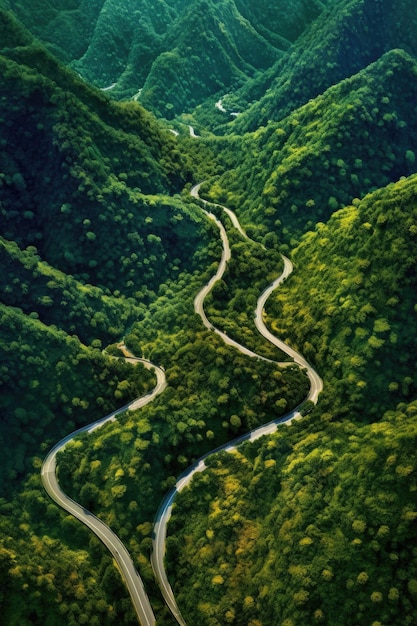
top-left (1, 2), bottom-right (417, 626)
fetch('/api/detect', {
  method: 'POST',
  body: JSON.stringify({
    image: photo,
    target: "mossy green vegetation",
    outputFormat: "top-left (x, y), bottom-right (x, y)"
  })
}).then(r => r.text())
top-left (166, 168), bottom-right (417, 623)
top-left (56, 244), bottom-right (310, 617)
top-left (265, 174), bottom-right (417, 419)
top-left (167, 401), bottom-right (417, 625)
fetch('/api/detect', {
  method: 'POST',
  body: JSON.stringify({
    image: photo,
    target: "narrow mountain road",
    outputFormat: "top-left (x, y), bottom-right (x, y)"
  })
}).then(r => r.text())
top-left (151, 184), bottom-right (323, 625)
top-left (255, 274), bottom-right (323, 405)
top-left (42, 347), bottom-right (166, 626)
top-left (192, 185), bottom-right (266, 361)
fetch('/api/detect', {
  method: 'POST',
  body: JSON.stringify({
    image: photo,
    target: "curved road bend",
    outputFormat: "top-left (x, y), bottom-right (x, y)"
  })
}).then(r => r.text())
top-left (255, 275), bottom-right (323, 407)
top-left (42, 346), bottom-right (166, 626)
top-left (191, 182), bottom-right (254, 242)
top-left (152, 185), bottom-right (323, 625)
top-left (191, 183), bottom-right (270, 361)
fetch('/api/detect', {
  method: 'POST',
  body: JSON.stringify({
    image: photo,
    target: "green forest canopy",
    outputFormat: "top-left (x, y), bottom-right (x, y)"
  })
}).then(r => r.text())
top-left (0, 1), bottom-right (417, 625)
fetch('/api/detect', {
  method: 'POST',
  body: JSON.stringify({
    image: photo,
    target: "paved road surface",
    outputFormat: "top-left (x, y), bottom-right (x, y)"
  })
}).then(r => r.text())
top-left (42, 347), bottom-right (166, 626)
top-left (151, 185), bottom-right (323, 624)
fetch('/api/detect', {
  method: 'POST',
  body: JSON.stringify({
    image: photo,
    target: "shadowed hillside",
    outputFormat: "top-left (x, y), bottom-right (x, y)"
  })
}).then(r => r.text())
top-left (230, 0), bottom-right (417, 133)
top-left (1, 2), bottom-right (417, 625)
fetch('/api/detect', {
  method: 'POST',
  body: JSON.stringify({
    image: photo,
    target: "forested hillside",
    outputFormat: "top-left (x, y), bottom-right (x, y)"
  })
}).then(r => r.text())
top-left (265, 174), bottom-right (417, 419)
top-left (168, 399), bottom-right (417, 625)
top-left (230, 0), bottom-right (417, 133)
top-left (1, 1), bottom-right (417, 625)
top-left (4, 0), bottom-right (326, 117)
top-left (0, 9), bottom-right (221, 625)
top-left (206, 48), bottom-right (417, 243)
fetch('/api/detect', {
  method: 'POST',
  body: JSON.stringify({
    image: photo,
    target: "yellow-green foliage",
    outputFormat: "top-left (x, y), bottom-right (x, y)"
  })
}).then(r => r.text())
top-left (266, 173), bottom-right (417, 418)
top-left (167, 402), bottom-right (417, 625)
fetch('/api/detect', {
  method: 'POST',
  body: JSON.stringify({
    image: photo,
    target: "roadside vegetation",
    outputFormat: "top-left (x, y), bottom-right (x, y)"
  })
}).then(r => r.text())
top-left (1, 1), bottom-right (417, 625)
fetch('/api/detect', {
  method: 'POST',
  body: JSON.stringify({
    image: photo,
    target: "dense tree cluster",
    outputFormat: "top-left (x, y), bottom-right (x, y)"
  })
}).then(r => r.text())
top-left (1, 1), bottom-right (417, 625)
top-left (201, 202), bottom-right (288, 359)
top-left (0, 9), bottom-right (223, 624)
top-left (231, 0), bottom-right (417, 134)
top-left (4, 0), bottom-right (324, 117)
top-left (167, 400), bottom-right (417, 625)
top-left (266, 173), bottom-right (417, 419)
top-left (164, 167), bottom-right (417, 624)
top-left (207, 49), bottom-right (417, 245)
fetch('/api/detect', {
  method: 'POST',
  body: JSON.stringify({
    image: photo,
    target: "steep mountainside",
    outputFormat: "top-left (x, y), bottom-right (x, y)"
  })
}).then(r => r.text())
top-left (0, 14), bottom-right (221, 624)
top-left (230, 0), bottom-right (417, 133)
top-left (168, 396), bottom-right (417, 626)
top-left (0, 5), bottom-right (220, 476)
top-left (0, 10), bottom-right (202, 290)
top-left (138, 0), bottom-right (280, 118)
top-left (2, 0), bottom-right (105, 59)
top-left (266, 174), bottom-right (417, 418)
top-left (235, 0), bottom-right (327, 47)
top-left (165, 169), bottom-right (417, 626)
top-left (206, 49), bottom-right (417, 244)
top-left (2, 2), bottom-right (417, 626)
top-left (4, 0), bottom-right (326, 116)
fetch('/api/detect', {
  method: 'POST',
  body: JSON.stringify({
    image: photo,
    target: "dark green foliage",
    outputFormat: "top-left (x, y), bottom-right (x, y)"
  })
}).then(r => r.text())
top-left (0, 237), bottom-right (142, 343)
top-left (235, 0), bottom-right (325, 48)
top-left (0, 303), bottom-right (154, 492)
top-left (207, 49), bottom-right (417, 245)
top-left (0, 10), bottom-right (221, 624)
top-left (5, 0), bottom-right (325, 119)
top-left (5, 0), bottom-right (105, 61)
top-left (138, 0), bottom-right (280, 119)
top-left (0, 11), bottom-right (213, 300)
top-left (232, 0), bottom-right (417, 134)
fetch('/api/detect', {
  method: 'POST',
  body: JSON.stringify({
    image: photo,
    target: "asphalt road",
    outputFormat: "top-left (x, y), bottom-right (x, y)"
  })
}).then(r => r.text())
top-left (192, 183), bottom-right (269, 361)
top-left (43, 182), bottom-right (323, 626)
top-left (41, 347), bottom-right (166, 626)
top-left (151, 185), bottom-right (323, 624)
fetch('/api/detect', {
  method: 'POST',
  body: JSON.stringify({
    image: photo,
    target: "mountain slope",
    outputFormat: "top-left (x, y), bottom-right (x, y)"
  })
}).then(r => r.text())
top-left (206, 48), bottom-right (417, 245)
top-left (0, 6), bottom-right (216, 460)
top-left (0, 10), bottom-right (213, 296)
top-left (3, 0), bottom-right (105, 60)
top-left (230, 0), bottom-right (417, 133)
top-left (165, 171), bottom-right (417, 625)
top-left (167, 396), bottom-right (417, 626)
top-left (235, 0), bottom-right (327, 47)
top-left (266, 173), bottom-right (417, 418)
top-left (0, 9), bottom-right (221, 625)
top-left (138, 0), bottom-right (280, 118)
top-left (4, 0), bottom-right (327, 117)
top-left (2, 3), bottom-right (417, 626)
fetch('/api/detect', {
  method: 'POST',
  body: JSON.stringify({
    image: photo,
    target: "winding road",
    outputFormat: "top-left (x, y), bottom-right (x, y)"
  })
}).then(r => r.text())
top-left (191, 184), bottom-right (267, 361)
top-left (151, 185), bottom-right (323, 625)
top-left (42, 181), bottom-right (322, 626)
top-left (41, 346), bottom-right (166, 626)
